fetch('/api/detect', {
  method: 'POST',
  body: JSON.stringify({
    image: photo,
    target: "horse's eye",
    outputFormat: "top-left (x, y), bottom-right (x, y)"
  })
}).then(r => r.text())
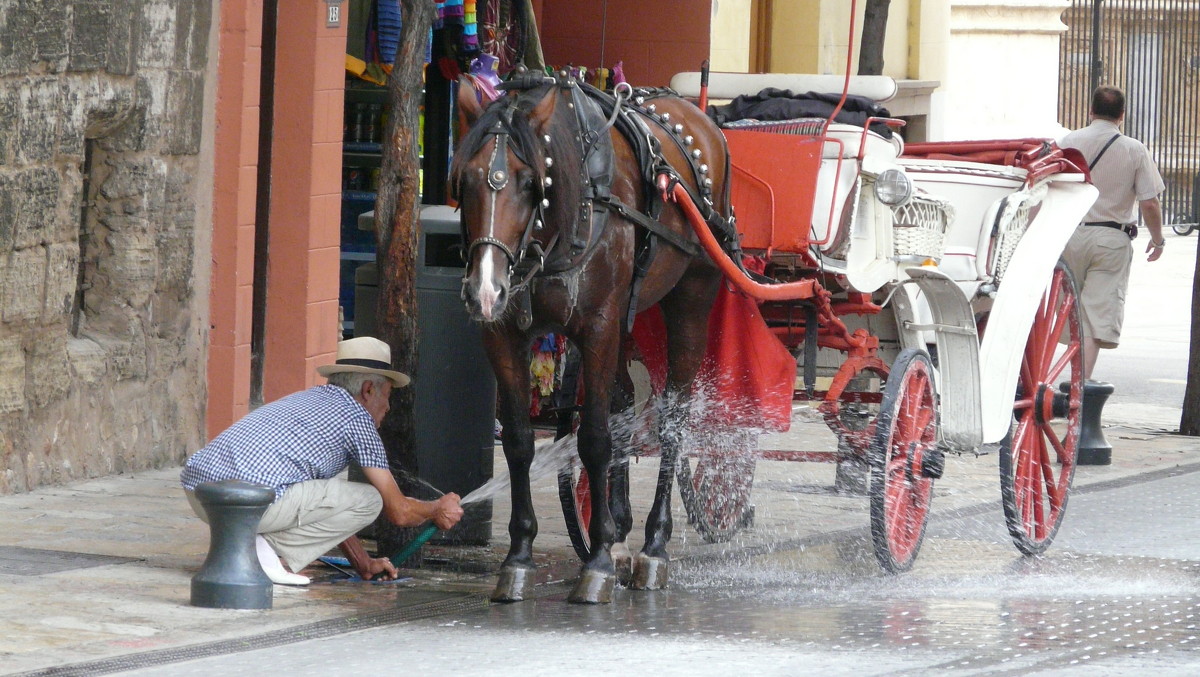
top-left (518, 173), bottom-right (536, 192)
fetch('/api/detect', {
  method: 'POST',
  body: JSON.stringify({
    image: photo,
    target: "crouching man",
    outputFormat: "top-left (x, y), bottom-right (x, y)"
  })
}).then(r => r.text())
top-left (181, 337), bottom-right (463, 585)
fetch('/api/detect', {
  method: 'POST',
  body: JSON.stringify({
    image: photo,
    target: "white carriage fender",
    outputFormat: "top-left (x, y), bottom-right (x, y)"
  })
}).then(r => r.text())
top-left (978, 178), bottom-right (1099, 444)
top-left (900, 266), bottom-right (984, 452)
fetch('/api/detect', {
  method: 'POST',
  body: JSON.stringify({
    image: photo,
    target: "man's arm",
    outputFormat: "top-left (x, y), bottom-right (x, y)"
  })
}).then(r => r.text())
top-left (359, 466), bottom-right (464, 529)
top-left (1141, 196), bottom-right (1164, 262)
top-left (339, 534), bottom-right (399, 580)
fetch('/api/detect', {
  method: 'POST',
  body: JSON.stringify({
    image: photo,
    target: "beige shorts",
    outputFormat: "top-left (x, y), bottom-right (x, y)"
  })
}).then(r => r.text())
top-left (1062, 225), bottom-right (1133, 348)
top-left (186, 478), bottom-right (382, 574)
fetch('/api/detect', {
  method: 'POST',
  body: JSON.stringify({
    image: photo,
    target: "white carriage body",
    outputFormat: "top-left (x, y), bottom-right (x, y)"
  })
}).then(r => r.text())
top-left (672, 71), bottom-right (1099, 451)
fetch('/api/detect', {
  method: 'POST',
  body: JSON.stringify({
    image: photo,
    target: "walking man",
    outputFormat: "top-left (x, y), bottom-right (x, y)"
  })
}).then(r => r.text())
top-left (1060, 86), bottom-right (1166, 379)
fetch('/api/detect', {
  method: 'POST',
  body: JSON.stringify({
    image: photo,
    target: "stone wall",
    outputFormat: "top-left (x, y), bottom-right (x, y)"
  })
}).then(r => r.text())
top-left (0, 0), bottom-right (213, 494)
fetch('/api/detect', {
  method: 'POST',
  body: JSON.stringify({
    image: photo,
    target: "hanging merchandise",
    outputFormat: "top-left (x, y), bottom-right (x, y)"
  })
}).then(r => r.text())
top-left (479, 0), bottom-right (525, 75)
top-left (528, 333), bottom-right (567, 416)
top-left (464, 53), bottom-right (502, 104)
top-left (352, 1), bottom-right (437, 86)
top-left (371, 0), bottom-right (402, 66)
top-left (461, 1), bottom-right (480, 57)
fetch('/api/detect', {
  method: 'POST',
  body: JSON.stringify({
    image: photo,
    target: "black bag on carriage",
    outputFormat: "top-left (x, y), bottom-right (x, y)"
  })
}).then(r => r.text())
top-left (709, 87), bottom-right (894, 138)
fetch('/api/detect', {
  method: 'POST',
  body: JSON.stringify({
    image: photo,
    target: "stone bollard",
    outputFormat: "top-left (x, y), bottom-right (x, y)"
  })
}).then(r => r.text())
top-left (190, 480), bottom-right (275, 610)
top-left (1062, 380), bottom-right (1116, 466)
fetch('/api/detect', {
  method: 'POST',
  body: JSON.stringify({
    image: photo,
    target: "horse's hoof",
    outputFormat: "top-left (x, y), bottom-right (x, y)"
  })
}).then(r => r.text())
top-left (612, 541), bottom-right (633, 586)
top-left (491, 566), bottom-right (536, 603)
top-left (631, 553), bottom-right (669, 590)
top-left (568, 568), bottom-right (616, 604)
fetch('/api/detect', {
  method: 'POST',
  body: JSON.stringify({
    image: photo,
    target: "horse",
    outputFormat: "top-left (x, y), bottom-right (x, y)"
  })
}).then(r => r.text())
top-left (452, 68), bottom-right (734, 604)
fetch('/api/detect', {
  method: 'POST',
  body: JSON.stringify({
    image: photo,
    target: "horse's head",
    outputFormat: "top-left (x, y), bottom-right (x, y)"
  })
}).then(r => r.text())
top-left (451, 72), bottom-right (586, 323)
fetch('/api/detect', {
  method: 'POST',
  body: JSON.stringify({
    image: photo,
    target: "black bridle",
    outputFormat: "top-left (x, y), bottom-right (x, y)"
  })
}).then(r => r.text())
top-left (462, 75), bottom-right (628, 300)
top-left (462, 82), bottom-right (556, 297)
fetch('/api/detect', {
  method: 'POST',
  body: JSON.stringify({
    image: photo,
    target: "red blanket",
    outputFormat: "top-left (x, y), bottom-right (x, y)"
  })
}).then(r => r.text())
top-left (631, 282), bottom-right (796, 432)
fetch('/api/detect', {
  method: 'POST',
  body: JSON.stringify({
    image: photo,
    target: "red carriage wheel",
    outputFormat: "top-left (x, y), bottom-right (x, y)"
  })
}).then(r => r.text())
top-left (1000, 259), bottom-right (1083, 555)
top-left (869, 348), bottom-right (939, 573)
top-left (677, 429), bottom-right (757, 543)
top-left (557, 459), bottom-right (593, 560)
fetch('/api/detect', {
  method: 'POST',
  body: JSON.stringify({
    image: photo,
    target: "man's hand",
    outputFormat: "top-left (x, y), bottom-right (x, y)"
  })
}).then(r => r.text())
top-left (1146, 238), bottom-right (1165, 262)
top-left (429, 493), bottom-right (464, 530)
top-left (362, 556), bottom-right (399, 581)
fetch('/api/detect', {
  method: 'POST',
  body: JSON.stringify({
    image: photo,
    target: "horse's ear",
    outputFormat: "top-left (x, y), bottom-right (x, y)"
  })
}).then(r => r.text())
top-left (457, 76), bottom-right (484, 126)
top-left (532, 89), bottom-right (556, 123)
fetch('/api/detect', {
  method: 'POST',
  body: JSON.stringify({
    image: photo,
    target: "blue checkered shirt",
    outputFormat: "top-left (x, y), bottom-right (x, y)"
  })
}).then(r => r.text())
top-left (181, 385), bottom-right (390, 500)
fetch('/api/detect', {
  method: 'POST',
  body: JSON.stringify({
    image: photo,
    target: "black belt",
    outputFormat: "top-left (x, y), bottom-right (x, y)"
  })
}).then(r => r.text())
top-left (1084, 221), bottom-right (1137, 239)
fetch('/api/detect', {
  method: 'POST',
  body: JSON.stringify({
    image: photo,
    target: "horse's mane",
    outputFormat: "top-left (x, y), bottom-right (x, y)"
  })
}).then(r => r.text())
top-left (449, 85), bottom-right (554, 199)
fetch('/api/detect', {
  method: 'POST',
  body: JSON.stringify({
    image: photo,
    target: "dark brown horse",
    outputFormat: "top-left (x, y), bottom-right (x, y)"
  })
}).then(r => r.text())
top-left (452, 69), bottom-right (733, 604)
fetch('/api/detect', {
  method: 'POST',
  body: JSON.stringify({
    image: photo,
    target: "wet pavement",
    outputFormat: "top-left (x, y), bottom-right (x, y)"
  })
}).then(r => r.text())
top-left (105, 446), bottom-right (1200, 677)
top-left (3, 396), bottom-right (1200, 676)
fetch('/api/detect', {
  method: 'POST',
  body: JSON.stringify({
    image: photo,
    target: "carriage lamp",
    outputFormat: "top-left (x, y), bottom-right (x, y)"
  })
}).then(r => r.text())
top-left (875, 169), bottom-right (913, 206)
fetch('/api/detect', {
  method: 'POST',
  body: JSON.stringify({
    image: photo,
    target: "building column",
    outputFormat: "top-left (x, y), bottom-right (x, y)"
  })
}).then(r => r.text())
top-left (207, 0), bottom-right (262, 438)
top-left (263, 3), bottom-right (347, 400)
top-left (945, 0), bottom-right (1072, 140)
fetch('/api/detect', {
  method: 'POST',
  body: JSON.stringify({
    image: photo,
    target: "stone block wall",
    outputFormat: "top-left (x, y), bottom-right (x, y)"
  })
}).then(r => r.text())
top-left (0, 0), bottom-right (214, 494)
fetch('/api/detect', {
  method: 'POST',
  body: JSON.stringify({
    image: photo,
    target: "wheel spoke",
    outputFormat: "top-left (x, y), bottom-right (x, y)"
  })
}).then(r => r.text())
top-left (1019, 354), bottom-right (1036, 402)
top-left (1036, 275), bottom-right (1064, 376)
top-left (1045, 344), bottom-right (1078, 386)
top-left (1032, 434), bottom-right (1048, 540)
top-left (1038, 440), bottom-right (1063, 513)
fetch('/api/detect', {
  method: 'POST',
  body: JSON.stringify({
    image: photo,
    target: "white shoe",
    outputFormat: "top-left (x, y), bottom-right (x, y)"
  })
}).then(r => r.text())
top-left (255, 535), bottom-right (311, 586)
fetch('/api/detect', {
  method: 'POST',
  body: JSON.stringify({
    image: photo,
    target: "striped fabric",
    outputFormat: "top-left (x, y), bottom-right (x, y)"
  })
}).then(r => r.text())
top-left (1061, 119), bottom-right (1165, 225)
top-left (180, 385), bottom-right (389, 500)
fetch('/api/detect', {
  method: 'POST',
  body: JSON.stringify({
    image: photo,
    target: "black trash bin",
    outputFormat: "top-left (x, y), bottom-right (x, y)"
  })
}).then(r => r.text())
top-left (354, 206), bottom-right (496, 546)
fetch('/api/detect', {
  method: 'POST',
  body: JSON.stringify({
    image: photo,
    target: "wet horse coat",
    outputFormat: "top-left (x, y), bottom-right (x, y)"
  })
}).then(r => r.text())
top-left (453, 72), bottom-right (734, 603)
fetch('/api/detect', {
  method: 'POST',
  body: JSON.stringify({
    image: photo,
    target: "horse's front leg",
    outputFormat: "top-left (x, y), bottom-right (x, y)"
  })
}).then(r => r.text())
top-left (485, 328), bottom-right (538, 603)
top-left (568, 326), bottom-right (623, 604)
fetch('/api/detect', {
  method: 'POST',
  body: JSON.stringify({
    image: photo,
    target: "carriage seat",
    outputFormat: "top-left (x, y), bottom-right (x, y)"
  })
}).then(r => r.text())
top-left (669, 72), bottom-right (899, 104)
top-left (825, 123), bottom-right (903, 159)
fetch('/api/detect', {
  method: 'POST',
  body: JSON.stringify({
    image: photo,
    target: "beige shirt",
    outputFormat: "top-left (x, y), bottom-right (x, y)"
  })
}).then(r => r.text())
top-left (1060, 119), bottom-right (1165, 225)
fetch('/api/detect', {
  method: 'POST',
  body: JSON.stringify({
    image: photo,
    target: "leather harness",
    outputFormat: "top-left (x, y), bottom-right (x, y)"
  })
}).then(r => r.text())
top-left (461, 73), bottom-right (738, 330)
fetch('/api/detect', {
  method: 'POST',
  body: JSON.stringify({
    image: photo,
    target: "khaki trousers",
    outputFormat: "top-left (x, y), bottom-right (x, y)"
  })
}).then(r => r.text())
top-left (186, 478), bottom-right (382, 573)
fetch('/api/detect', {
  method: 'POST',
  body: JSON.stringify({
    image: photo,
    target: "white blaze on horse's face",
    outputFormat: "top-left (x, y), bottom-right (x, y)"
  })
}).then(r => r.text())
top-left (475, 187), bottom-right (505, 321)
top-left (464, 137), bottom-right (531, 323)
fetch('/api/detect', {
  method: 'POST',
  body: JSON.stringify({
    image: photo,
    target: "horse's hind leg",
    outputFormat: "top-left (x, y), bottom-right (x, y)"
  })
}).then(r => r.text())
top-left (608, 362), bottom-right (636, 584)
top-left (486, 329), bottom-right (539, 603)
top-left (567, 325), bottom-right (624, 604)
top-left (634, 274), bottom-right (719, 590)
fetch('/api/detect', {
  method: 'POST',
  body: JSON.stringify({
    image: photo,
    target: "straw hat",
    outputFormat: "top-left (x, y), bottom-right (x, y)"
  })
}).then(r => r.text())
top-left (316, 336), bottom-right (410, 387)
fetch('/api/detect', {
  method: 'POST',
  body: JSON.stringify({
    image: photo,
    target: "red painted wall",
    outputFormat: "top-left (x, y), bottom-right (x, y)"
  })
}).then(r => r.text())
top-left (537, 0), bottom-right (711, 87)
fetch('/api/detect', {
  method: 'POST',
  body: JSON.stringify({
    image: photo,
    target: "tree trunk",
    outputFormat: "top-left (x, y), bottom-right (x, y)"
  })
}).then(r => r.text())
top-left (373, 0), bottom-right (435, 561)
top-left (1181, 234), bottom-right (1200, 435)
top-left (858, 0), bottom-right (891, 76)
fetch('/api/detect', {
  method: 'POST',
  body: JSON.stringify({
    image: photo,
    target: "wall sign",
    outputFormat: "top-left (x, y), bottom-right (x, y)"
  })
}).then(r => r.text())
top-left (326, 0), bottom-right (344, 28)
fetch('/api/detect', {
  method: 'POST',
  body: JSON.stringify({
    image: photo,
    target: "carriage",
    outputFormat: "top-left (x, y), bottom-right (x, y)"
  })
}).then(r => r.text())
top-left (548, 69), bottom-right (1097, 575)
top-left (453, 19), bottom-right (1097, 603)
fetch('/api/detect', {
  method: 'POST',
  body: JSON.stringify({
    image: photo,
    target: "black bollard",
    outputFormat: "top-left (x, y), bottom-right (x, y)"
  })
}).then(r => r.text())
top-left (190, 480), bottom-right (275, 610)
top-left (1062, 380), bottom-right (1116, 466)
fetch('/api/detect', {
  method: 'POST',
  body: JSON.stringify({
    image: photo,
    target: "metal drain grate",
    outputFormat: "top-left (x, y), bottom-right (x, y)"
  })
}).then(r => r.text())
top-left (0, 546), bottom-right (136, 576)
